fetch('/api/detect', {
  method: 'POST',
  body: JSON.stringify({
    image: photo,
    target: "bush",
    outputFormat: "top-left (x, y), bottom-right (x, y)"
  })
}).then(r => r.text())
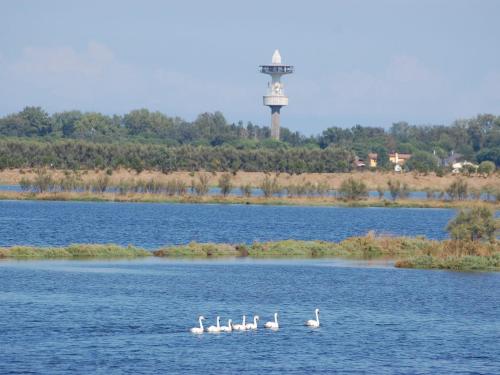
top-left (339, 177), bottom-right (368, 200)
top-left (316, 181), bottom-right (330, 196)
top-left (92, 175), bottom-right (110, 193)
top-left (477, 161), bottom-right (495, 177)
top-left (240, 183), bottom-right (252, 197)
top-left (194, 173), bottom-right (210, 196)
top-left (446, 207), bottom-right (498, 243)
top-left (218, 173), bottom-right (233, 197)
top-left (32, 169), bottom-right (55, 193)
top-left (19, 177), bottom-right (32, 192)
top-left (446, 178), bottom-right (468, 200)
top-left (387, 179), bottom-right (409, 201)
top-left (260, 175), bottom-right (280, 198)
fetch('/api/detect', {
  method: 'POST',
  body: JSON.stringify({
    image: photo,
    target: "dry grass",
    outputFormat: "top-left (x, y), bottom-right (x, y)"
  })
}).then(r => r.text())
top-left (0, 244), bottom-right (150, 259)
top-left (0, 190), bottom-right (498, 209)
top-left (1, 168), bottom-right (499, 191)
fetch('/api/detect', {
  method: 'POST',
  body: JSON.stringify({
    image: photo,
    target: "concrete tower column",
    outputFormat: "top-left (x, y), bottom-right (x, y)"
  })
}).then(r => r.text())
top-left (259, 50), bottom-right (294, 141)
top-left (270, 106), bottom-right (281, 140)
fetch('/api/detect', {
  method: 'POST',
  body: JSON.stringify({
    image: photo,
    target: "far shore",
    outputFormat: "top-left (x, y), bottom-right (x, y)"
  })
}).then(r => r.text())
top-left (0, 190), bottom-right (498, 209)
top-left (1, 168), bottom-right (499, 191)
top-left (1, 236), bottom-right (498, 272)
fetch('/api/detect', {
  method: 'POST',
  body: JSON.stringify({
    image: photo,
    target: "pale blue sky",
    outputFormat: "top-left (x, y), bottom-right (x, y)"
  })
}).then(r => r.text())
top-left (1, 0), bottom-right (499, 134)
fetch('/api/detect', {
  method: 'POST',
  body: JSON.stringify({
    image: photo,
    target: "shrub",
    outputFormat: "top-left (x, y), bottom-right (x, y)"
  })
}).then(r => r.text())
top-left (32, 169), bottom-right (55, 193)
top-left (194, 173), bottom-right (210, 196)
top-left (339, 177), bottom-right (368, 200)
top-left (117, 178), bottom-right (132, 195)
top-left (477, 161), bottom-right (495, 177)
top-left (387, 179), bottom-right (404, 201)
top-left (176, 180), bottom-right (188, 195)
top-left (260, 175), bottom-right (280, 198)
top-left (19, 177), bottom-right (32, 192)
top-left (218, 173), bottom-right (233, 197)
top-left (446, 207), bottom-right (498, 243)
top-left (446, 178), bottom-right (468, 200)
top-left (316, 181), bottom-right (330, 196)
top-left (92, 175), bottom-right (110, 193)
top-left (240, 183), bottom-right (252, 197)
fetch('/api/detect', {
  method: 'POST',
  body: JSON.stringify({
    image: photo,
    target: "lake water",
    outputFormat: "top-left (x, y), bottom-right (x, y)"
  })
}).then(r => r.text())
top-left (0, 258), bottom-right (499, 374)
top-left (0, 200), bottom-right (457, 248)
top-left (0, 184), bottom-right (447, 200)
top-left (1, 200), bottom-right (499, 373)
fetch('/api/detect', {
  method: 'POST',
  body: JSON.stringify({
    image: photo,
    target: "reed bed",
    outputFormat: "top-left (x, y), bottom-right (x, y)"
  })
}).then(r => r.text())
top-left (1, 237), bottom-right (498, 271)
top-left (0, 244), bottom-right (150, 259)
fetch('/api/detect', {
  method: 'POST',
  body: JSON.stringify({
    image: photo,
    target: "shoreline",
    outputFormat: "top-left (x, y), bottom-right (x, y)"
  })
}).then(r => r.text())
top-left (1, 237), bottom-right (498, 271)
top-left (1, 168), bottom-right (499, 191)
top-left (0, 190), bottom-right (498, 209)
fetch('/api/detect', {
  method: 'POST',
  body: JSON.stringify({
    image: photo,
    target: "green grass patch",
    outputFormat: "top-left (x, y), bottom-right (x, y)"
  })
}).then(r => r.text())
top-left (153, 242), bottom-right (240, 257)
top-left (0, 244), bottom-right (150, 259)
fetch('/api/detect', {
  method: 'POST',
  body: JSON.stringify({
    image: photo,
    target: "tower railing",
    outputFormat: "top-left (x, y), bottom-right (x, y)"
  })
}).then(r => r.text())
top-left (259, 65), bottom-right (294, 74)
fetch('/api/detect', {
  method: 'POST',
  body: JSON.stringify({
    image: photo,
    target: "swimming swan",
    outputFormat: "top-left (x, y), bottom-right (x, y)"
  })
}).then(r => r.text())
top-left (233, 315), bottom-right (247, 331)
top-left (264, 312), bottom-right (279, 329)
top-left (245, 315), bottom-right (259, 330)
top-left (207, 316), bottom-right (221, 333)
top-left (190, 316), bottom-right (205, 334)
top-left (305, 308), bottom-right (320, 328)
top-left (220, 319), bottom-right (233, 332)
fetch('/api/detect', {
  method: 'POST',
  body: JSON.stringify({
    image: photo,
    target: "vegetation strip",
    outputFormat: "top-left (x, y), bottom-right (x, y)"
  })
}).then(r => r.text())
top-left (0, 190), bottom-right (498, 209)
top-left (1, 236), bottom-right (498, 271)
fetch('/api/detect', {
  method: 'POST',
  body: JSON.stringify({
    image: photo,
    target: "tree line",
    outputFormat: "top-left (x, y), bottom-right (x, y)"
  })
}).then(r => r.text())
top-left (0, 139), bottom-right (354, 173)
top-left (0, 107), bottom-right (499, 170)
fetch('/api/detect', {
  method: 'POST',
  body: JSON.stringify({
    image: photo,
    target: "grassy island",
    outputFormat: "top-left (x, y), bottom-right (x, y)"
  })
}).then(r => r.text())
top-left (1, 236), bottom-right (498, 272)
top-left (0, 244), bottom-right (150, 259)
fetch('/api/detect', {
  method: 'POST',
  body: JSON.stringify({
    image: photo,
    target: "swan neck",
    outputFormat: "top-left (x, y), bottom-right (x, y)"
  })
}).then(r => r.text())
top-left (316, 310), bottom-right (319, 323)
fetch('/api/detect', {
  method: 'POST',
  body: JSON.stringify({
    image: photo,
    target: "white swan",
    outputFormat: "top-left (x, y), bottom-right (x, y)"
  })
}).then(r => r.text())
top-left (232, 315), bottom-right (247, 331)
top-left (190, 316), bottom-right (205, 334)
top-left (207, 316), bottom-right (221, 333)
top-left (264, 312), bottom-right (279, 329)
top-left (305, 308), bottom-right (320, 328)
top-left (245, 315), bottom-right (259, 330)
top-left (220, 319), bottom-right (233, 332)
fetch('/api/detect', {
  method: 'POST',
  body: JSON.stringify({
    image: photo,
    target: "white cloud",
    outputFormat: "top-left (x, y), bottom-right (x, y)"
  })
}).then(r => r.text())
top-left (0, 42), bottom-right (251, 118)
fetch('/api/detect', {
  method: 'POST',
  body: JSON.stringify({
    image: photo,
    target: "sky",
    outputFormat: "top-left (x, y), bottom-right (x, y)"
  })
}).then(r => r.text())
top-left (1, 0), bottom-right (499, 135)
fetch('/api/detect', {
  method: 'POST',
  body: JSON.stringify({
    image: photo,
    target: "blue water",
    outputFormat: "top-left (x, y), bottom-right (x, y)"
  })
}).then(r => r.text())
top-left (0, 184), bottom-right (444, 200)
top-left (0, 200), bottom-right (456, 248)
top-left (0, 258), bottom-right (498, 374)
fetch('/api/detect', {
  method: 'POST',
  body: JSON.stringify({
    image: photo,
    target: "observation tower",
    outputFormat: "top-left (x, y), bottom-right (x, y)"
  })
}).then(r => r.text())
top-left (259, 49), bottom-right (294, 140)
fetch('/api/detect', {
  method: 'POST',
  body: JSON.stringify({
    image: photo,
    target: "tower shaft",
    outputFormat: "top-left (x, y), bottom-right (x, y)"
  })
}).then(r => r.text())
top-left (270, 106), bottom-right (281, 140)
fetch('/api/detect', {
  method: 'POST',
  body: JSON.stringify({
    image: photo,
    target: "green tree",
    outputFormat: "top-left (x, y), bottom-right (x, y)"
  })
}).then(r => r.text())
top-left (446, 207), bottom-right (498, 243)
top-left (477, 161), bottom-right (495, 177)
top-left (339, 177), bottom-right (368, 200)
top-left (405, 151), bottom-right (438, 173)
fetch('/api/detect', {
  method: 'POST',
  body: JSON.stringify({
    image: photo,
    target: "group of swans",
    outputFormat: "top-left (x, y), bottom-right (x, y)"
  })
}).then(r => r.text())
top-left (190, 309), bottom-right (319, 334)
